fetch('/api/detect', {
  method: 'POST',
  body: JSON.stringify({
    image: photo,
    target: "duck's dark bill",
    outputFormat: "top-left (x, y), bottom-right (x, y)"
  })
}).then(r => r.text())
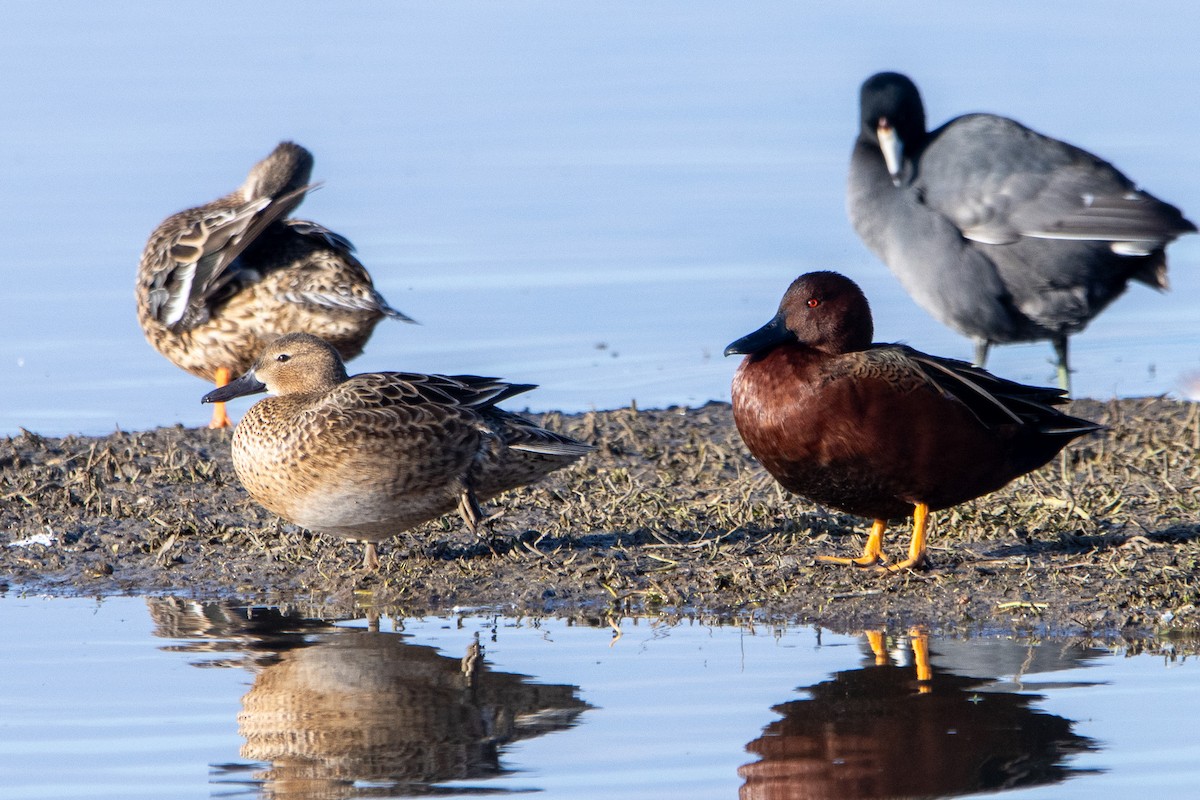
top-left (724, 315), bottom-right (790, 357)
top-left (202, 372), bottom-right (267, 404)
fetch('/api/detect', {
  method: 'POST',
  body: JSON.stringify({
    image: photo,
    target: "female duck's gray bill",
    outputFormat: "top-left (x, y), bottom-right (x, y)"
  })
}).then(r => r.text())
top-left (201, 371), bottom-right (267, 404)
top-left (724, 314), bottom-right (791, 356)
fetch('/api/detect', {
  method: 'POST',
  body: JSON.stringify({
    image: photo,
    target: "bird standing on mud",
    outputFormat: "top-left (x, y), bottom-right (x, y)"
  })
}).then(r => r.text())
top-left (726, 271), bottom-right (1100, 570)
top-left (847, 71), bottom-right (1194, 392)
top-left (203, 333), bottom-right (592, 569)
top-left (137, 141), bottom-right (412, 428)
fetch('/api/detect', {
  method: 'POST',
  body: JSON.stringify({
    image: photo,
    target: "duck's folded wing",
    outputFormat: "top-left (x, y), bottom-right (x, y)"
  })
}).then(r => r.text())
top-left (487, 409), bottom-right (594, 456)
top-left (900, 347), bottom-right (1100, 434)
top-left (326, 372), bottom-right (536, 413)
top-left (317, 372), bottom-right (591, 455)
top-left (275, 220), bottom-right (416, 322)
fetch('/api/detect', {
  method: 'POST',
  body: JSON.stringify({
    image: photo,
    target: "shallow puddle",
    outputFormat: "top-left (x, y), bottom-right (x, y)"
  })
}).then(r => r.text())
top-left (4, 595), bottom-right (1200, 798)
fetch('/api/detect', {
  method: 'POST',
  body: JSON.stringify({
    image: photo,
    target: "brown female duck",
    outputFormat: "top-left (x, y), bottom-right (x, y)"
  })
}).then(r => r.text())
top-left (202, 333), bottom-right (592, 568)
top-left (137, 141), bottom-right (412, 428)
top-left (725, 271), bottom-right (1100, 570)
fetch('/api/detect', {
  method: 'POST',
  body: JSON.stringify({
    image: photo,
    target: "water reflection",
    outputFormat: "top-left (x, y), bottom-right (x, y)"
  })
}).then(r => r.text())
top-left (148, 598), bottom-right (589, 797)
top-left (739, 630), bottom-right (1102, 800)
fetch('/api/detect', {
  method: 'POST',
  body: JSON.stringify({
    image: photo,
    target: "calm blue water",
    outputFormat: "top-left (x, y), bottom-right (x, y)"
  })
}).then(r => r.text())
top-left (1, 2), bottom-right (1198, 436)
top-left (5, 10), bottom-right (1200, 792)
top-left (3, 595), bottom-right (1200, 799)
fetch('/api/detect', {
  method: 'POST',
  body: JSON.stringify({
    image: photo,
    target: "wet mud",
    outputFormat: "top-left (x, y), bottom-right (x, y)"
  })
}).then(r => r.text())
top-left (2, 398), bottom-right (1198, 639)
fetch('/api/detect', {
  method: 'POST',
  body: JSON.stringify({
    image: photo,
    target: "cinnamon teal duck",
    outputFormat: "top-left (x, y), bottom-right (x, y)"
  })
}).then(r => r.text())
top-left (137, 141), bottom-right (413, 428)
top-left (725, 271), bottom-right (1101, 571)
top-left (848, 71), bottom-right (1194, 392)
top-left (202, 333), bottom-right (591, 569)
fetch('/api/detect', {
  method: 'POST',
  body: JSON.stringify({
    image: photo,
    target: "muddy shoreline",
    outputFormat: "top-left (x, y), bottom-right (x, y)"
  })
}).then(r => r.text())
top-left (2, 398), bottom-right (1198, 639)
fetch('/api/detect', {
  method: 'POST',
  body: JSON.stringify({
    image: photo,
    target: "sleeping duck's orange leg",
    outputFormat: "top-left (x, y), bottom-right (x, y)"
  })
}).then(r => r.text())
top-left (208, 367), bottom-right (233, 429)
top-left (864, 630), bottom-right (888, 665)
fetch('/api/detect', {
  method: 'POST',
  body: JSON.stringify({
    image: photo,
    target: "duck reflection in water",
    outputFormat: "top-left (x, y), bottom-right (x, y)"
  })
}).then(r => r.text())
top-left (147, 598), bottom-right (590, 797)
top-left (739, 629), bottom-right (1101, 800)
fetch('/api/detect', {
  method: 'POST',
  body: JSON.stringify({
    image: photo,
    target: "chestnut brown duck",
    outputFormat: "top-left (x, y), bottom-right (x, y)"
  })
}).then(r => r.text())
top-left (138, 141), bottom-right (413, 428)
top-left (725, 271), bottom-right (1100, 571)
top-left (202, 333), bottom-right (592, 568)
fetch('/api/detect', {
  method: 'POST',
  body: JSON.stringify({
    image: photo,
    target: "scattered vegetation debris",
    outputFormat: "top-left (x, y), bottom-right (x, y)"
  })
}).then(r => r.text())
top-left (0, 399), bottom-right (1197, 638)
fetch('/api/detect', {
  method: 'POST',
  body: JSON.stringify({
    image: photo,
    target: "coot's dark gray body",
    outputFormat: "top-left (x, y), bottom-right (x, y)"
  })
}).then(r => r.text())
top-left (848, 71), bottom-right (1194, 391)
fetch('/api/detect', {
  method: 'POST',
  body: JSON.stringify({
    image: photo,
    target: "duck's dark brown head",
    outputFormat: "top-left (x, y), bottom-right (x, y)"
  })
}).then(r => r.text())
top-left (725, 271), bottom-right (874, 358)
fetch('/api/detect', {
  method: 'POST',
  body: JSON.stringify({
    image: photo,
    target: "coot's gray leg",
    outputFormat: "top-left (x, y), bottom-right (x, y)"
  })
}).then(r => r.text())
top-left (973, 338), bottom-right (990, 368)
top-left (1053, 334), bottom-right (1071, 395)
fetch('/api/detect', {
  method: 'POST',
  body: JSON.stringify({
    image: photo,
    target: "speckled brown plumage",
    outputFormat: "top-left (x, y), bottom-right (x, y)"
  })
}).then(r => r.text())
top-left (136, 142), bottom-right (411, 422)
top-left (726, 271), bottom-right (1100, 570)
top-left (203, 333), bottom-right (592, 567)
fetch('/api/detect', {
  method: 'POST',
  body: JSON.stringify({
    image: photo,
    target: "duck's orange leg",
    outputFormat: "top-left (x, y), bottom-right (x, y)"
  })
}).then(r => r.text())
top-left (909, 627), bottom-right (932, 682)
top-left (865, 629), bottom-right (889, 665)
top-left (909, 626), bottom-right (932, 693)
top-left (818, 519), bottom-right (888, 566)
top-left (208, 367), bottom-right (233, 429)
top-left (880, 502), bottom-right (929, 572)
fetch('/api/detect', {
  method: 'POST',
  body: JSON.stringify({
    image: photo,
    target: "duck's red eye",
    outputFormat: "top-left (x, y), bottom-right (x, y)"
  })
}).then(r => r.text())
top-left (807, 298), bottom-right (820, 308)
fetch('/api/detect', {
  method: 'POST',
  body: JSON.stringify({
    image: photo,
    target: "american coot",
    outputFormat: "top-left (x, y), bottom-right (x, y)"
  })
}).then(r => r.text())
top-left (202, 333), bottom-right (592, 569)
top-left (725, 271), bottom-right (1100, 571)
top-left (138, 141), bottom-right (413, 428)
top-left (848, 72), bottom-right (1194, 392)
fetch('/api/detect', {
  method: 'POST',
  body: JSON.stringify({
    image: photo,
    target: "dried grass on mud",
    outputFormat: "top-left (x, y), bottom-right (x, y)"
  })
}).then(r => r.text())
top-left (2, 398), bottom-right (1199, 640)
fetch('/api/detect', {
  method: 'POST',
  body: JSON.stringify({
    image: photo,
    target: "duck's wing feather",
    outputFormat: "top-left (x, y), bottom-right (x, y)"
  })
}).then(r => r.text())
top-left (322, 372), bottom-right (535, 412)
top-left (871, 345), bottom-right (1101, 434)
top-left (284, 218), bottom-right (356, 254)
top-left (317, 372), bottom-right (591, 456)
top-left (147, 184), bottom-right (312, 331)
top-left (271, 220), bottom-right (415, 322)
top-left (486, 409), bottom-right (594, 457)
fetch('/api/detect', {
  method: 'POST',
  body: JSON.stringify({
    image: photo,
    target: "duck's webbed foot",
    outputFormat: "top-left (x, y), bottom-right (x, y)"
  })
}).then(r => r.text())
top-left (818, 519), bottom-right (888, 567)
